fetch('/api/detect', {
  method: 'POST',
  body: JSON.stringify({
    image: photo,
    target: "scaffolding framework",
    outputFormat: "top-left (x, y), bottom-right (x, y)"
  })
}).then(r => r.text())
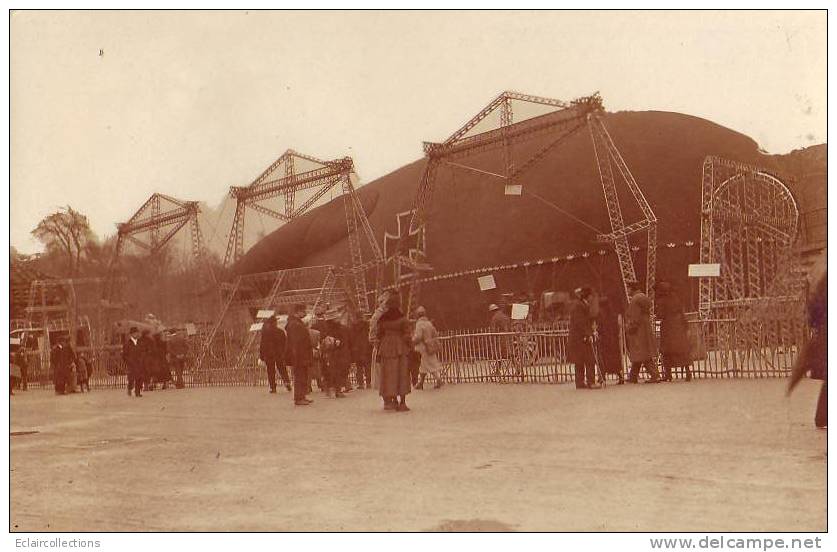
top-left (25, 277), bottom-right (127, 377)
top-left (222, 149), bottom-right (383, 315)
top-left (698, 157), bottom-right (801, 319)
top-left (105, 193), bottom-right (214, 301)
top-left (697, 156), bottom-right (806, 374)
top-left (397, 91), bottom-right (657, 313)
top-left (194, 265), bottom-right (355, 373)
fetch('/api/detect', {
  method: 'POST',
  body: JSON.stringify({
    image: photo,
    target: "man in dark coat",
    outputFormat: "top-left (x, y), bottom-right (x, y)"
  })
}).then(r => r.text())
top-left (656, 281), bottom-right (693, 382)
top-left (325, 315), bottom-right (352, 395)
top-left (285, 304), bottom-right (313, 406)
top-left (625, 281), bottom-right (661, 384)
top-left (139, 329), bottom-right (156, 391)
top-left (259, 315), bottom-right (291, 394)
top-left (568, 287), bottom-right (601, 389)
top-left (122, 327), bottom-right (145, 397)
top-left (595, 295), bottom-right (625, 384)
top-left (153, 333), bottom-right (172, 389)
top-left (50, 337), bottom-right (76, 395)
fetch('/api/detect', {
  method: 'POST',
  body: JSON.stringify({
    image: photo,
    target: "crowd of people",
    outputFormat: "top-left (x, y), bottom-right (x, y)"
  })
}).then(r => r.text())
top-left (122, 327), bottom-right (189, 397)
top-left (10, 272), bottom-right (826, 429)
top-left (565, 280), bottom-right (695, 389)
top-left (256, 293), bottom-right (444, 410)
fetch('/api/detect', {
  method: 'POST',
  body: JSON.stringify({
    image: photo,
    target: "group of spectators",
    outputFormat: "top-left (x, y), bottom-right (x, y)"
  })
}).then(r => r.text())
top-left (566, 280), bottom-right (695, 389)
top-left (122, 327), bottom-right (189, 397)
top-left (255, 293), bottom-right (444, 410)
top-left (258, 305), bottom-right (373, 402)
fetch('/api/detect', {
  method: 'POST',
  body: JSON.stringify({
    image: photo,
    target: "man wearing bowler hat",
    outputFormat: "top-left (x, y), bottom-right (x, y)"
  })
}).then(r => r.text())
top-left (259, 314), bottom-right (291, 394)
top-left (285, 304), bottom-right (313, 406)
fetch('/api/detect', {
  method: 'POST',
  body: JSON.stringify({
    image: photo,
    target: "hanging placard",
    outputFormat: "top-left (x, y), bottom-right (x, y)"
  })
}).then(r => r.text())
top-left (249, 322), bottom-right (264, 332)
top-left (10, 337), bottom-right (20, 345)
top-left (504, 184), bottom-right (523, 196)
top-left (256, 310), bottom-right (275, 319)
top-left (511, 303), bottom-right (530, 320)
top-left (688, 263), bottom-right (721, 277)
top-left (477, 274), bottom-right (496, 291)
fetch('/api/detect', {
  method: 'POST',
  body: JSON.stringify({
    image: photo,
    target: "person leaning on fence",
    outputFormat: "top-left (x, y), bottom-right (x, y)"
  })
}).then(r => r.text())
top-left (568, 287), bottom-right (601, 390)
top-left (259, 315), bottom-right (291, 394)
top-left (123, 327), bottom-right (145, 398)
top-left (413, 306), bottom-right (444, 390)
top-left (377, 293), bottom-right (412, 412)
top-left (788, 270), bottom-right (827, 429)
top-left (655, 281), bottom-right (693, 382)
top-left (625, 281), bottom-right (661, 384)
top-left (286, 304), bottom-right (314, 406)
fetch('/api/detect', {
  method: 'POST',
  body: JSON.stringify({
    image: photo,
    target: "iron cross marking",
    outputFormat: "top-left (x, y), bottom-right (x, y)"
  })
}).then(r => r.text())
top-left (383, 210), bottom-right (426, 284)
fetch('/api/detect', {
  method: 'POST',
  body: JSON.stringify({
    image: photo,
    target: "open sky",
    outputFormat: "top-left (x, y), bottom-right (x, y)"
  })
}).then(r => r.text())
top-left (10, 10), bottom-right (826, 253)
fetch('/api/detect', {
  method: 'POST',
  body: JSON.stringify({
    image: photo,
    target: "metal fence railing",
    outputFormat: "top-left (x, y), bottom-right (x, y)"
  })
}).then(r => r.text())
top-left (14, 315), bottom-right (807, 391)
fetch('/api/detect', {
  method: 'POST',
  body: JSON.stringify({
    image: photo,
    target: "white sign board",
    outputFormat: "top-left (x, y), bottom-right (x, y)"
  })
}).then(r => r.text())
top-left (688, 263), bottom-right (721, 278)
top-left (10, 337), bottom-right (20, 345)
top-left (249, 322), bottom-right (264, 332)
top-left (184, 323), bottom-right (197, 336)
top-left (477, 274), bottom-right (496, 291)
top-left (256, 310), bottom-right (275, 319)
top-left (511, 303), bottom-right (530, 320)
top-left (504, 184), bottom-right (523, 196)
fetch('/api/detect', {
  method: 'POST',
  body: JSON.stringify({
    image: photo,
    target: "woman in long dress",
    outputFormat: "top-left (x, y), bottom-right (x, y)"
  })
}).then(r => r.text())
top-left (377, 293), bottom-right (412, 411)
top-left (413, 306), bottom-right (444, 389)
top-left (656, 281), bottom-right (693, 381)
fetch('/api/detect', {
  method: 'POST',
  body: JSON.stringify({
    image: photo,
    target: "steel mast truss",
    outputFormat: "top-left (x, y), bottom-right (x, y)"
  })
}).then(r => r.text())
top-left (104, 193), bottom-right (213, 300)
top-left (399, 91), bottom-right (657, 312)
top-left (698, 156), bottom-right (801, 319)
top-left (194, 265), bottom-right (356, 372)
top-left (223, 150), bottom-right (383, 315)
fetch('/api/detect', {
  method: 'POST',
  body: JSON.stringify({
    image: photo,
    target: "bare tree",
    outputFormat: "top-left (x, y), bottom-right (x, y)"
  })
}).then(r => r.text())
top-left (31, 206), bottom-right (94, 275)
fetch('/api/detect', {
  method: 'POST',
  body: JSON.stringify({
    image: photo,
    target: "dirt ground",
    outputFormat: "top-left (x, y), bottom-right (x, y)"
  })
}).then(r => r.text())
top-left (9, 378), bottom-right (826, 532)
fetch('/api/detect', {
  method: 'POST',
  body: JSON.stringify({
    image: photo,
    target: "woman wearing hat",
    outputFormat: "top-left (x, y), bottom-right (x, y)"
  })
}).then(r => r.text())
top-left (377, 293), bottom-right (412, 411)
top-left (625, 281), bottom-right (661, 384)
top-left (413, 306), bottom-right (444, 390)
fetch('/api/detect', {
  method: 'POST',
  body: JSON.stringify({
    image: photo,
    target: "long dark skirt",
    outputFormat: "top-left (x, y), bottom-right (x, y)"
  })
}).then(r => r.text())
top-left (379, 354), bottom-right (411, 398)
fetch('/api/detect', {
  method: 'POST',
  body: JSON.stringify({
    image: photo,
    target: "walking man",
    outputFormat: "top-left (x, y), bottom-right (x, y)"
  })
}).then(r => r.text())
top-left (123, 327), bottom-right (145, 397)
top-left (259, 315), bottom-right (291, 394)
top-left (625, 281), bottom-right (661, 384)
top-left (285, 304), bottom-right (313, 406)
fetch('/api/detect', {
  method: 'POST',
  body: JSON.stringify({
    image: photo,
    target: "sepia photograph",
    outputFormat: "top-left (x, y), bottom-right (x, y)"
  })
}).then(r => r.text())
top-left (5, 8), bottom-right (829, 544)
